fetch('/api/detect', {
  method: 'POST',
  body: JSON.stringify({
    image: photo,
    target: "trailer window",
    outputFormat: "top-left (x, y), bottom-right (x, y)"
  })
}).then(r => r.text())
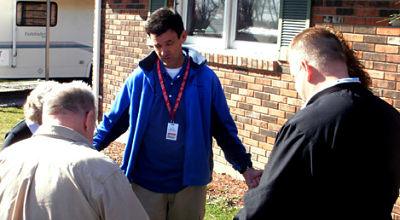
top-left (17, 1), bottom-right (58, 27)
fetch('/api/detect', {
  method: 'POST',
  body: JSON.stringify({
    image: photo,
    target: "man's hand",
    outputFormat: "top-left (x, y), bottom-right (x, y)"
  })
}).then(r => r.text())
top-left (243, 167), bottom-right (263, 189)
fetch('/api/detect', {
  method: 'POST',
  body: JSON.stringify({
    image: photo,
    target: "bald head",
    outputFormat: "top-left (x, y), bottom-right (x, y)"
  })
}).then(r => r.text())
top-left (42, 81), bottom-right (96, 141)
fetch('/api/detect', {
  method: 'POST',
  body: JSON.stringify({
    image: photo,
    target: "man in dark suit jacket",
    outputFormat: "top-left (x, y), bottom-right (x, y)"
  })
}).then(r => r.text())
top-left (2, 81), bottom-right (59, 150)
top-left (235, 27), bottom-right (400, 219)
top-left (2, 119), bottom-right (32, 149)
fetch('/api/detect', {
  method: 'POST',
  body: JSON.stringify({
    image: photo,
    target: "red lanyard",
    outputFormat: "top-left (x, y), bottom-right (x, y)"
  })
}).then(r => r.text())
top-left (157, 58), bottom-right (190, 122)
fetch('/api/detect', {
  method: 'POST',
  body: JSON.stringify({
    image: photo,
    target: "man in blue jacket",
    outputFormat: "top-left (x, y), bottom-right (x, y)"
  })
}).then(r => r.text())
top-left (94, 8), bottom-right (262, 220)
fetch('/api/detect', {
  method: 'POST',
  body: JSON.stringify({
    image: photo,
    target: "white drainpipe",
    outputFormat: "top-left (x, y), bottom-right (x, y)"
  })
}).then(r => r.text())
top-left (93, 0), bottom-right (101, 117)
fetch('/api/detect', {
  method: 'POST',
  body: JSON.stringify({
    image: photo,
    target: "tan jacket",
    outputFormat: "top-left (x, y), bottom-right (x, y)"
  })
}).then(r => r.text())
top-left (0, 125), bottom-right (148, 220)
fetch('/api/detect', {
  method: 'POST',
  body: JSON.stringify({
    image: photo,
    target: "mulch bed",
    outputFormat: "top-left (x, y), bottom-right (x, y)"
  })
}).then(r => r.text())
top-left (208, 172), bottom-right (248, 207)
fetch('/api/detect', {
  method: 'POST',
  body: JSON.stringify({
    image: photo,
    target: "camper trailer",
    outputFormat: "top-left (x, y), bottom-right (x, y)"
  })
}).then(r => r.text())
top-left (0, 0), bottom-right (93, 81)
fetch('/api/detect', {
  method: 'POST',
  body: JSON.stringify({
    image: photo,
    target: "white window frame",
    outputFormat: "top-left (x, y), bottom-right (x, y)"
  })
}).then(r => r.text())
top-left (176, 0), bottom-right (280, 60)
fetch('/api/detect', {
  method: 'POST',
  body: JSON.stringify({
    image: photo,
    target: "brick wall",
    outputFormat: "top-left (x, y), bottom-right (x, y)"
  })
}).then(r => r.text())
top-left (99, 0), bottom-right (400, 217)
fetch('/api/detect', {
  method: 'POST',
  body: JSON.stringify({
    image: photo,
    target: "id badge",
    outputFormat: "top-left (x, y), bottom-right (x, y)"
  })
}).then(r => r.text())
top-left (166, 122), bottom-right (179, 141)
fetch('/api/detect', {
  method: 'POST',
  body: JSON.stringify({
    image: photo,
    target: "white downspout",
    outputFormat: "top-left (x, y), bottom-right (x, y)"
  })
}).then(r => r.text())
top-left (93, 0), bottom-right (101, 117)
top-left (12, 0), bottom-right (17, 68)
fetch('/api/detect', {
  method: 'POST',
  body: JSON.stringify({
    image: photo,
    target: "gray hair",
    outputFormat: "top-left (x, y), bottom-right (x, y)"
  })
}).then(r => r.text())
top-left (43, 81), bottom-right (96, 119)
top-left (24, 81), bottom-right (60, 124)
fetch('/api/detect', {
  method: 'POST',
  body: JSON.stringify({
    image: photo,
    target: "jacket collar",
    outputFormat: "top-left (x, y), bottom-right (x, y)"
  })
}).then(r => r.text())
top-left (138, 46), bottom-right (206, 75)
top-left (306, 82), bottom-right (364, 107)
top-left (34, 125), bottom-right (93, 149)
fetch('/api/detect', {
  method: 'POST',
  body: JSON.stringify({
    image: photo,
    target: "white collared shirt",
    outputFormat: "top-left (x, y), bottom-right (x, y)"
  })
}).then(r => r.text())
top-left (25, 118), bottom-right (40, 134)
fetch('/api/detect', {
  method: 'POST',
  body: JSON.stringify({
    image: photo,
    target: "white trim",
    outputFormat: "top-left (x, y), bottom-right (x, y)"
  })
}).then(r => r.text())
top-left (93, 0), bottom-right (101, 112)
top-left (178, 0), bottom-right (280, 61)
top-left (12, 0), bottom-right (17, 68)
top-left (222, 0), bottom-right (233, 49)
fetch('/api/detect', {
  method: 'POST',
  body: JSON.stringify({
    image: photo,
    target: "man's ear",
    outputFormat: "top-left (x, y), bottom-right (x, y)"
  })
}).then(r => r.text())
top-left (84, 110), bottom-right (94, 132)
top-left (180, 30), bottom-right (187, 42)
top-left (301, 60), bottom-right (313, 82)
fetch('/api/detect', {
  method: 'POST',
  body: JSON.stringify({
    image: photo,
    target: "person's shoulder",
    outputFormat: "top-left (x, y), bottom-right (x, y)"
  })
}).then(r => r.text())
top-left (7, 119), bottom-right (29, 134)
top-left (70, 145), bottom-right (120, 172)
top-left (191, 64), bottom-right (218, 82)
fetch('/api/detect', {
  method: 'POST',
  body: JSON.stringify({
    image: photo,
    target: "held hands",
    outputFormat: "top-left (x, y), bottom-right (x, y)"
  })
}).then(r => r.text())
top-left (243, 167), bottom-right (263, 189)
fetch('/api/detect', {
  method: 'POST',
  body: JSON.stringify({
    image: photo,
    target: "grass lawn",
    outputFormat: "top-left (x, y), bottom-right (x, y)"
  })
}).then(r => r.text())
top-left (205, 197), bottom-right (240, 219)
top-left (0, 107), bottom-right (24, 146)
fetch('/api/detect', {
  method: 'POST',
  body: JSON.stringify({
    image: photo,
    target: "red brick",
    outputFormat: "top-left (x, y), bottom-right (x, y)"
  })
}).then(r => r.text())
top-left (267, 136), bottom-right (275, 144)
top-left (246, 97), bottom-right (262, 105)
top-left (271, 80), bottom-right (288, 89)
top-left (374, 62), bottom-right (397, 72)
top-left (343, 17), bottom-right (366, 25)
top-left (384, 72), bottom-right (400, 81)
top-left (259, 142), bottom-right (274, 151)
top-left (363, 52), bottom-right (386, 62)
top-left (270, 94), bottom-right (287, 103)
top-left (343, 33), bottom-right (364, 42)
top-left (255, 77), bottom-right (272, 86)
top-left (312, 7), bottom-right (336, 15)
top-left (375, 44), bottom-right (399, 54)
top-left (280, 89), bottom-right (298, 98)
top-left (362, 60), bottom-right (374, 69)
top-left (248, 83), bottom-right (264, 91)
top-left (373, 79), bottom-right (396, 89)
top-left (268, 123), bottom-right (282, 132)
top-left (277, 118), bottom-right (287, 125)
top-left (240, 75), bottom-right (255, 83)
top-left (269, 108), bottom-right (286, 118)
top-left (252, 119), bottom-right (268, 129)
top-left (312, 15), bottom-right (324, 23)
top-left (333, 24), bottom-right (354, 33)
top-left (387, 55), bottom-right (400, 63)
top-left (279, 103), bottom-right (296, 113)
top-left (366, 17), bottom-right (389, 26)
top-left (238, 88), bottom-right (253, 96)
top-left (225, 72), bottom-right (240, 80)
top-left (355, 9), bottom-right (379, 17)
top-left (377, 27), bottom-right (400, 36)
top-left (280, 73), bottom-right (293, 82)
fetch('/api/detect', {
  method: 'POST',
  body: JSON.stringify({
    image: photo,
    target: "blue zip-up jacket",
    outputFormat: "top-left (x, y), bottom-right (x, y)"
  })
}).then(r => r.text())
top-left (94, 47), bottom-right (252, 186)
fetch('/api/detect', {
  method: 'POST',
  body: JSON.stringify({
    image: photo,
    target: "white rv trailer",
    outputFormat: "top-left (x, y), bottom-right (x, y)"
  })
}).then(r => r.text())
top-left (0, 0), bottom-right (94, 81)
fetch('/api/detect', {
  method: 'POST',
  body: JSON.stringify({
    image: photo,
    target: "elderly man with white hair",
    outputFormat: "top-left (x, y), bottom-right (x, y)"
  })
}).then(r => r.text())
top-left (0, 81), bottom-right (148, 220)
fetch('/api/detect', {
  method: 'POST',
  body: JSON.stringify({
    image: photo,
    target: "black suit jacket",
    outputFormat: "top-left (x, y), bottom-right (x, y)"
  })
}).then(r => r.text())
top-left (2, 119), bottom-right (33, 150)
top-left (235, 83), bottom-right (400, 220)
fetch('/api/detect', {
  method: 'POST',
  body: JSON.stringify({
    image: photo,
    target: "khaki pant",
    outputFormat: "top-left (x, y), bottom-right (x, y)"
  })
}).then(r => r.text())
top-left (132, 183), bottom-right (206, 220)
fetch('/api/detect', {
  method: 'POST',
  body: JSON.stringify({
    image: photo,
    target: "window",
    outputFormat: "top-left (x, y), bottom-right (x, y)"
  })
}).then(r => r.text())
top-left (17, 1), bottom-right (58, 27)
top-left (176, 0), bottom-right (281, 59)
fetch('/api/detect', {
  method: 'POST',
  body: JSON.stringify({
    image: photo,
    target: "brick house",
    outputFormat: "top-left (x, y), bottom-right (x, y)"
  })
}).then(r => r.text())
top-left (96, 0), bottom-right (400, 217)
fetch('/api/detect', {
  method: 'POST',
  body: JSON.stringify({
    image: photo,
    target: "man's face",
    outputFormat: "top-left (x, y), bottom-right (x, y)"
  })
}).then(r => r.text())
top-left (149, 29), bottom-right (187, 68)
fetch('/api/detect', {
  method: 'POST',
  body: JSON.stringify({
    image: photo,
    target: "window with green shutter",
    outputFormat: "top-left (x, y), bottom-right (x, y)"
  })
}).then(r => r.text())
top-left (277, 0), bottom-right (311, 61)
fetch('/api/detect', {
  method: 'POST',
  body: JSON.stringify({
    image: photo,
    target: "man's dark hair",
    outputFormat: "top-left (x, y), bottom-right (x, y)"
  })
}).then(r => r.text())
top-left (145, 8), bottom-right (184, 38)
